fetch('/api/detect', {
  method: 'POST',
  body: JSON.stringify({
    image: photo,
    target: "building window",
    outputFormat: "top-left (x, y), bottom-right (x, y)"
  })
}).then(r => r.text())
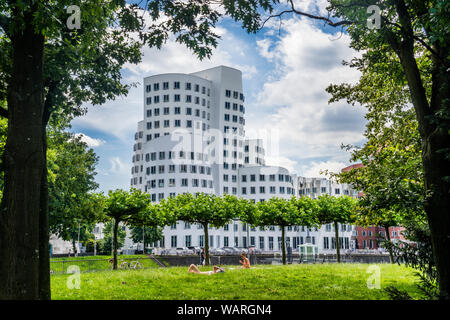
top-left (171, 235), bottom-right (177, 248)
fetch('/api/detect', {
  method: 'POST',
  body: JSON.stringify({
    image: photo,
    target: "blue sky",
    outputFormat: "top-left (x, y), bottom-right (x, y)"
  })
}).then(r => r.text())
top-left (70, 1), bottom-right (367, 193)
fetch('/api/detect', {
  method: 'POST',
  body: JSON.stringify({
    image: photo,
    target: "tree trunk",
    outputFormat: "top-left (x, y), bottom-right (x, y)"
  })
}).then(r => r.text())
top-left (334, 222), bottom-right (340, 263)
top-left (113, 219), bottom-right (119, 270)
top-left (72, 238), bottom-right (77, 255)
top-left (203, 223), bottom-right (210, 266)
top-left (390, 3), bottom-right (450, 298)
top-left (281, 225), bottom-right (286, 265)
top-left (384, 225), bottom-right (394, 264)
top-left (142, 226), bottom-right (146, 253)
top-left (0, 8), bottom-right (45, 299)
top-left (422, 136), bottom-right (450, 300)
top-left (38, 88), bottom-right (54, 300)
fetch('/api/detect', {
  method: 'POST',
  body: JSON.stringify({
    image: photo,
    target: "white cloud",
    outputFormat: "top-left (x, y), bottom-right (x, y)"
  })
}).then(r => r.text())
top-left (72, 25), bottom-right (258, 141)
top-left (109, 157), bottom-right (128, 174)
top-left (247, 17), bottom-right (365, 174)
top-left (74, 133), bottom-right (106, 147)
top-left (301, 160), bottom-right (347, 177)
top-left (265, 155), bottom-right (299, 174)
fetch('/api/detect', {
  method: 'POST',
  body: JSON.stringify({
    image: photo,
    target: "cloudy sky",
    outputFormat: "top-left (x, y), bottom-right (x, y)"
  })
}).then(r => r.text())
top-left (70, 1), bottom-right (367, 193)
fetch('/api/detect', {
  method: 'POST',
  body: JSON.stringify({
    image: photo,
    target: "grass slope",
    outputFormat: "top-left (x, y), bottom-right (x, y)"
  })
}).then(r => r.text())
top-left (51, 263), bottom-right (419, 300)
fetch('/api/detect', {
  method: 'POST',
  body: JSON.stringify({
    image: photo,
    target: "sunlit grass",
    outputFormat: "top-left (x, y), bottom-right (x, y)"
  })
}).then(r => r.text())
top-left (50, 255), bottom-right (159, 274)
top-left (51, 263), bottom-right (420, 300)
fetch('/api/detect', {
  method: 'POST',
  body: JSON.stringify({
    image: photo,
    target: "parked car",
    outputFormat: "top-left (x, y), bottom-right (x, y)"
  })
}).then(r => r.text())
top-left (221, 247), bottom-right (235, 255)
top-left (236, 247), bottom-right (249, 254)
top-left (188, 246), bottom-right (201, 254)
top-left (226, 247), bottom-right (240, 254)
top-left (211, 248), bottom-right (226, 255)
top-left (248, 246), bottom-right (262, 254)
top-left (162, 248), bottom-right (177, 255)
top-left (176, 247), bottom-right (194, 255)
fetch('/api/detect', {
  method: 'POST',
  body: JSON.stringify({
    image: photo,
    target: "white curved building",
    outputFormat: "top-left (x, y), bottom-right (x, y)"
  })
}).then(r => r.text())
top-left (130, 66), bottom-right (356, 254)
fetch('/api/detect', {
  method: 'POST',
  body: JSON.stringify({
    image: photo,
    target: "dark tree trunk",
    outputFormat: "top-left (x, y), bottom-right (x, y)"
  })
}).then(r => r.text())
top-left (391, 0), bottom-right (450, 299)
top-left (383, 225), bottom-right (395, 264)
top-left (203, 223), bottom-right (210, 266)
top-left (334, 221), bottom-right (340, 263)
top-left (113, 219), bottom-right (119, 270)
top-left (281, 225), bottom-right (286, 265)
top-left (0, 8), bottom-right (45, 299)
top-left (422, 135), bottom-right (450, 300)
top-left (142, 226), bottom-right (146, 253)
top-left (38, 87), bottom-right (54, 300)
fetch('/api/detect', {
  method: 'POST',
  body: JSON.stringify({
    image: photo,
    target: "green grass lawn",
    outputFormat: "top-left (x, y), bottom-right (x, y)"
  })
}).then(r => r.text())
top-left (50, 255), bottom-right (159, 274)
top-left (51, 263), bottom-right (420, 300)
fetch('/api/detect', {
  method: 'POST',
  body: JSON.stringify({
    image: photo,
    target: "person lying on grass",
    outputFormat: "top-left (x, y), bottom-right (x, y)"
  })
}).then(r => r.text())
top-left (239, 252), bottom-right (251, 269)
top-left (188, 264), bottom-right (225, 275)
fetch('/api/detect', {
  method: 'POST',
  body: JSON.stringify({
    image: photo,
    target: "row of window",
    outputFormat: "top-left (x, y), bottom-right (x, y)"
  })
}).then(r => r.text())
top-left (224, 89), bottom-right (245, 102)
top-left (134, 151), bottom-right (209, 163)
top-left (145, 107), bottom-right (211, 119)
top-left (138, 164), bottom-right (212, 175)
top-left (322, 237), bottom-right (351, 250)
top-left (241, 174), bottom-right (293, 183)
top-left (146, 178), bottom-right (214, 189)
top-left (224, 102), bottom-right (245, 112)
top-left (241, 186), bottom-right (295, 196)
top-left (299, 188), bottom-right (349, 195)
top-left (170, 222), bottom-right (349, 233)
top-left (166, 234), bottom-right (349, 250)
top-left (224, 114), bottom-right (245, 124)
top-left (146, 95), bottom-right (210, 107)
top-left (146, 82), bottom-right (210, 96)
top-left (145, 119), bottom-right (210, 130)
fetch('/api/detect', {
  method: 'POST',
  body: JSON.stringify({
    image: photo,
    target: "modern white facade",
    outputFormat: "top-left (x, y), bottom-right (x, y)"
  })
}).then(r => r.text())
top-left (130, 66), bottom-right (356, 254)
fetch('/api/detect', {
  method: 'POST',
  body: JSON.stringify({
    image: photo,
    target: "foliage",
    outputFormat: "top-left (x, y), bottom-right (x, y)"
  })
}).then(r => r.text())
top-left (129, 225), bottom-right (163, 250)
top-left (384, 220), bottom-right (439, 300)
top-left (47, 131), bottom-right (103, 246)
top-left (168, 193), bottom-right (238, 265)
top-left (256, 197), bottom-right (317, 264)
top-left (103, 188), bottom-right (151, 269)
top-left (98, 221), bottom-right (126, 256)
top-left (316, 194), bottom-right (357, 262)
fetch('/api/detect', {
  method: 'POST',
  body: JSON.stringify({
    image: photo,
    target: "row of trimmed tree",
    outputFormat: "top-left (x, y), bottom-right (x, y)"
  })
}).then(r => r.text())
top-left (98, 189), bottom-right (359, 268)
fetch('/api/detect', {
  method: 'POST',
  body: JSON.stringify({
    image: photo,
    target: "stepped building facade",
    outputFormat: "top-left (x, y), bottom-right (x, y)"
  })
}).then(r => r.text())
top-left (130, 66), bottom-right (356, 254)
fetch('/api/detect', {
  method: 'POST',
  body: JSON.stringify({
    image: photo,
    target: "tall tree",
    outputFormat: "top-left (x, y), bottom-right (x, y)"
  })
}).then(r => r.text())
top-left (47, 131), bottom-right (101, 250)
top-left (103, 189), bottom-right (150, 270)
top-left (0, 0), bottom-right (277, 299)
top-left (316, 195), bottom-right (357, 263)
top-left (257, 0), bottom-right (450, 299)
top-left (256, 197), bottom-right (315, 265)
top-left (129, 226), bottom-right (163, 252)
top-left (170, 193), bottom-right (238, 266)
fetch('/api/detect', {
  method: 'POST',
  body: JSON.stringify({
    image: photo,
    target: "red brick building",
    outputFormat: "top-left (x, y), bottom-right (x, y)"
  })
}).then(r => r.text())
top-left (341, 164), bottom-right (407, 251)
top-left (354, 226), bottom-right (406, 250)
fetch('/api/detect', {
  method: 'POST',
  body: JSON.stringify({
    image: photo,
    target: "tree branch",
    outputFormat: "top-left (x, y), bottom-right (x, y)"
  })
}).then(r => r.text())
top-left (260, 0), bottom-right (353, 30)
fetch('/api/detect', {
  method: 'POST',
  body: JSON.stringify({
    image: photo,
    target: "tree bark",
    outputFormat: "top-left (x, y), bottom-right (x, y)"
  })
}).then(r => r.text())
top-left (422, 134), bottom-right (450, 300)
top-left (203, 223), bottom-right (210, 266)
top-left (0, 7), bottom-right (45, 299)
top-left (281, 225), bottom-right (286, 265)
top-left (334, 221), bottom-right (340, 263)
top-left (393, 22), bottom-right (450, 300)
top-left (113, 219), bottom-right (119, 270)
top-left (38, 88), bottom-right (54, 300)
top-left (383, 225), bottom-right (394, 264)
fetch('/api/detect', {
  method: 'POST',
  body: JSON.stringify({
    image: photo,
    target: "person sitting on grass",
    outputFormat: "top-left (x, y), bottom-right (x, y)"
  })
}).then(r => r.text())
top-left (188, 264), bottom-right (225, 275)
top-left (239, 252), bottom-right (251, 269)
